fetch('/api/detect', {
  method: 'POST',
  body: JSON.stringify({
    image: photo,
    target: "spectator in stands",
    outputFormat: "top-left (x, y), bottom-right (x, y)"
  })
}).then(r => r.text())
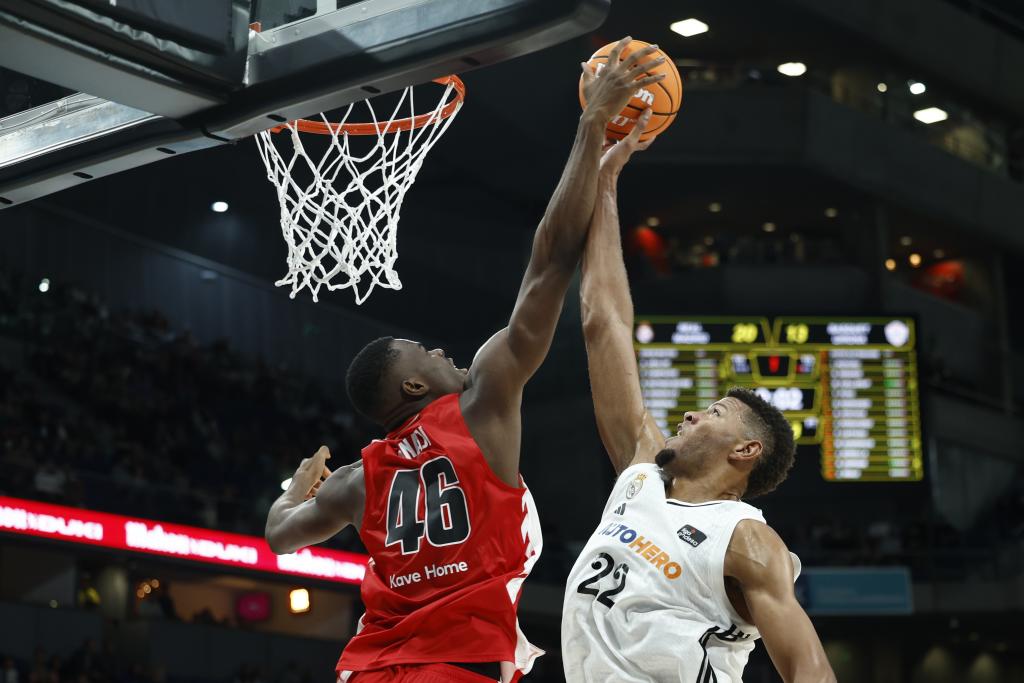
top-left (76, 573), bottom-right (101, 611)
top-left (277, 662), bottom-right (300, 683)
top-left (32, 460), bottom-right (66, 501)
top-left (2, 657), bottom-right (19, 683)
top-left (26, 649), bottom-right (46, 683)
top-left (65, 640), bottom-right (98, 683)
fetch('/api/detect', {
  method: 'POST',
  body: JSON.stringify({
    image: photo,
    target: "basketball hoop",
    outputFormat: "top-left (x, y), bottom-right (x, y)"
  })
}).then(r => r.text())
top-left (255, 75), bottom-right (465, 304)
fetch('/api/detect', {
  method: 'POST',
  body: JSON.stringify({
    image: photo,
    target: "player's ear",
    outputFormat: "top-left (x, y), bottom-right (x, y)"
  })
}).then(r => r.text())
top-left (731, 439), bottom-right (762, 464)
top-left (401, 377), bottom-right (429, 399)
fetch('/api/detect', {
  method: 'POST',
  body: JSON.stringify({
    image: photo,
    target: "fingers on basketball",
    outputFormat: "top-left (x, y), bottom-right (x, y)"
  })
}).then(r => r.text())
top-left (622, 44), bottom-right (662, 70)
top-left (580, 61), bottom-right (595, 85)
top-left (607, 35), bottom-right (632, 64)
top-left (632, 108), bottom-right (654, 137)
top-left (618, 109), bottom-right (652, 150)
top-left (578, 39), bottom-right (683, 142)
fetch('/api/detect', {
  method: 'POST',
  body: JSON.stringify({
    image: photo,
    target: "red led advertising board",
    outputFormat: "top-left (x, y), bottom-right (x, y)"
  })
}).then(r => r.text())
top-left (0, 496), bottom-right (368, 585)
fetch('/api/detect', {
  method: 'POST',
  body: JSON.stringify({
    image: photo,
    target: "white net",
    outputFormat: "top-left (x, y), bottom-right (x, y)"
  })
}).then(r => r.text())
top-left (255, 79), bottom-right (463, 304)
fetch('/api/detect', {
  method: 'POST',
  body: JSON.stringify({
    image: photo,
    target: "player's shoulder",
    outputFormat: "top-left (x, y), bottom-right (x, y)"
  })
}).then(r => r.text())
top-left (726, 498), bottom-right (765, 519)
top-left (725, 519), bottom-right (798, 582)
top-left (730, 518), bottom-right (787, 552)
top-left (615, 461), bottom-right (661, 483)
top-left (407, 392), bottom-right (462, 424)
top-left (612, 461), bottom-right (664, 499)
top-left (369, 394), bottom-right (464, 449)
top-left (421, 392), bottom-right (468, 428)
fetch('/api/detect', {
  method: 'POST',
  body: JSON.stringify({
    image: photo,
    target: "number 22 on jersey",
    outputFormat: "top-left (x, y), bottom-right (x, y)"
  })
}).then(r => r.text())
top-left (577, 552), bottom-right (630, 607)
top-left (385, 456), bottom-right (472, 555)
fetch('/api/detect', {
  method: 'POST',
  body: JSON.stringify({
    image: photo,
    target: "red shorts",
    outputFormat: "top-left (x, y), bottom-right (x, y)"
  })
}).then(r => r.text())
top-left (346, 664), bottom-right (497, 683)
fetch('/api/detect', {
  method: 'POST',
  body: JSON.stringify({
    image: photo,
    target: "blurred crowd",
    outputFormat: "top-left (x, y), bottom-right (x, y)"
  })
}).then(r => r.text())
top-left (1, 639), bottom-right (159, 683)
top-left (622, 226), bottom-right (849, 280)
top-left (0, 267), bottom-right (1021, 580)
top-left (779, 488), bottom-right (1024, 581)
top-left (0, 638), bottom-right (316, 683)
top-left (0, 270), bottom-right (367, 551)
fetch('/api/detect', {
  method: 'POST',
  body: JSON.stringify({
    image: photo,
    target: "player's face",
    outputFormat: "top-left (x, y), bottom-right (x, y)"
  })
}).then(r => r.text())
top-left (657, 397), bottom-right (750, 476)
top-left (393, 339), bottom-right (468, 396)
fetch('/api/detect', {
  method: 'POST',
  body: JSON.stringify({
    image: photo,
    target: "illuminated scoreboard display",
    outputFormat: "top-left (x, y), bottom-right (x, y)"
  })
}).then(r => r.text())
top-left (634, 316), bottom-right (923, 482)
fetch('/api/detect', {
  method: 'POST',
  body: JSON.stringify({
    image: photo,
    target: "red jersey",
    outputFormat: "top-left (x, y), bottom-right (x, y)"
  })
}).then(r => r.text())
top-left (337, 394), bottom-right (543, 681)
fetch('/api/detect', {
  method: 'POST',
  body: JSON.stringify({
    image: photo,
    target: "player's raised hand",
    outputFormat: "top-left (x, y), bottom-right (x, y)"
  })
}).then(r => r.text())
top-left (581, 36), bottom-right (666, 125)
top-left (289, 445), bottom-right (332, 500)
top-left (600, 108), bottom-right (656, 174)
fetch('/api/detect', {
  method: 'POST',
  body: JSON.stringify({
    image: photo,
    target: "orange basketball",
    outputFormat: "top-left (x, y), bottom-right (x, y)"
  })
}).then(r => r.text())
top-left (578, 39), bottom-right (683, 141)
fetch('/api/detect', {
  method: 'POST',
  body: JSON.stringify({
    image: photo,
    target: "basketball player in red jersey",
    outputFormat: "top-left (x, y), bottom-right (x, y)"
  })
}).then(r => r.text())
top-left (263, 38), bottom-right (668, 683)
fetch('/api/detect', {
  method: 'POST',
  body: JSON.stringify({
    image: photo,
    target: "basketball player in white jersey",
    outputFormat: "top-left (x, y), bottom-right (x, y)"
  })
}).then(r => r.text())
top-left (561, 118), bottom-right (836, 682)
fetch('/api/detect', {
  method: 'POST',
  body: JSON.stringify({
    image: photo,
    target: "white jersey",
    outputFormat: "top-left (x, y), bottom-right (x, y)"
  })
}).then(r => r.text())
top-left (562, 463), bottom-right (800, 683)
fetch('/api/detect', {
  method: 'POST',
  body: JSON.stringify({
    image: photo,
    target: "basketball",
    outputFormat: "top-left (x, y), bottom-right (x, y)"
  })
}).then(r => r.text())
top-left (578, 39), bottom-right (683, 141)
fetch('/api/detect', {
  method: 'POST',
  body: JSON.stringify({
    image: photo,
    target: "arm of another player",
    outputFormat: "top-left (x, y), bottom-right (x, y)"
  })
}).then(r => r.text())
top-left (462, 39), bottom-right (667, 482)
top-left (265, 446), bottom-right (365, 555)
top-left (578, 115), bottom-right (666, 475)
top-left (725, 521), bottom-right (836, 683)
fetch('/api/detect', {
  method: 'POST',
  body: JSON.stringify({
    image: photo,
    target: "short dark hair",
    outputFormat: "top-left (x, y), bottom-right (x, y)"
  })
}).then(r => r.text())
top-left (346, 337), bottom-right (399, 420)
top-left (727, 387), bottom-right (796, 499)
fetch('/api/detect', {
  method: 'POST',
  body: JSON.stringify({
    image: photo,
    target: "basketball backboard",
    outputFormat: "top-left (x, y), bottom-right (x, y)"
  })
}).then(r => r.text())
top-left (0, 0), bottom-right (609, 208)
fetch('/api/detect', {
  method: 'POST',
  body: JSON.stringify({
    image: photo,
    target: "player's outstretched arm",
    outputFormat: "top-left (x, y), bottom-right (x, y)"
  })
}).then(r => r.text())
top-left (725, 521), bottom-right (836, 683)
top-left (462, 38), bottom-right (667, 485)
top-left (579, 114), bottom-right (666, 475)
top-left (265, 446), bottom-right (364, 555)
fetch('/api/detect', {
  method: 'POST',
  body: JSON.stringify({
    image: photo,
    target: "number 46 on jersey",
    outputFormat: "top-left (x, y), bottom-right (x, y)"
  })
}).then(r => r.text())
top-left (385, 456), bottom-right (472, 555)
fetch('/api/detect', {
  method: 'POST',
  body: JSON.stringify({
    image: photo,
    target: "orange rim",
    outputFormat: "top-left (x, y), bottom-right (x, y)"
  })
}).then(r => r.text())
top-left (267, 75), bottom-right (465, 136)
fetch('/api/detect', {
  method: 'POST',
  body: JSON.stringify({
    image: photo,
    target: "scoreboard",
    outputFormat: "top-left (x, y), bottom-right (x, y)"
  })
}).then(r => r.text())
top-left (634, 316), bottom-right (923, 482)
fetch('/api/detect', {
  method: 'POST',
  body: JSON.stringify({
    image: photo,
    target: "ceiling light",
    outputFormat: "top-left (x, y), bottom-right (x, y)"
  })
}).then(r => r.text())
top-left (289, 588), bottom-right (311, 614)
top-left (670, 19), bottom-right (709, 37)
top-left (908, 80), bottom-right (926, 95)
top-left (38, 278), bottom-right (50, 293)
top-left (708, 202), bottom-right (722, 213)
top-left (211, 201), bottom-right (229, 213)
top-left (909, 253), bottom-right (922, 267)
top-left (877, 83), bottom-right (888, 93)
top-left (280, 478), bottom-right (292, 491)
top-left (914, 107), bottom-right (948, 124)
top-left (777, 62), bottom-right (807, 77)
top-left (884, 258), bottom-right (897, 271)
top-left (824, 207), bottom-right (838, 218)
top-left (762, 222), bottom-right (777, 233)
top-left (646, 216), bottom-right (661, 227)
top-left (899, 236), bottom-right (913, 246)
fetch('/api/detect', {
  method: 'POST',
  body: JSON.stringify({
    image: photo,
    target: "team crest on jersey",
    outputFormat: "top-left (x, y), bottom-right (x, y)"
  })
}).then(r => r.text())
top-left (677, 524), bottom-right (708, 548)
top-left (625, 473), bottom-right (647, 499)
